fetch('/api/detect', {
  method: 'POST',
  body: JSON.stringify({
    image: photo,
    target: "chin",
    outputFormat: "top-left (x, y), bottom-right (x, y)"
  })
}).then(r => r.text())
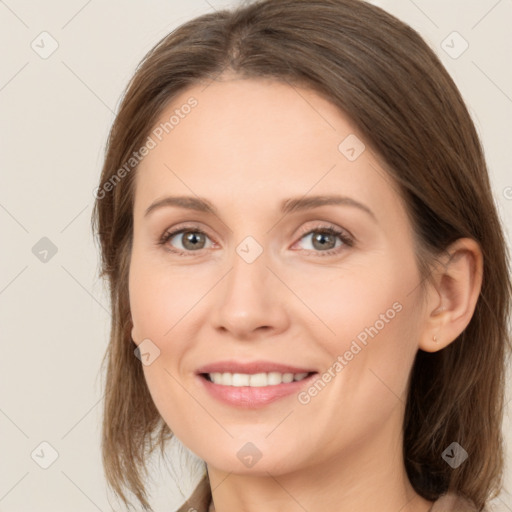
top-left (194, 438), bottom-right (304, 476)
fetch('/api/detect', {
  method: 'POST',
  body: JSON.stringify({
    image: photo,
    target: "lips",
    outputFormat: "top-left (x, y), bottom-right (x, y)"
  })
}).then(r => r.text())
top-left (196, 360), bottom-right (318, 408)
top-left (196, 360), bottom-right (316, 375)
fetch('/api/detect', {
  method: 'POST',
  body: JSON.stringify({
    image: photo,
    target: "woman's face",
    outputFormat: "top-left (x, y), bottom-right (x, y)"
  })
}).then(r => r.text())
top-left (129, 77), bottom-right (428, 475)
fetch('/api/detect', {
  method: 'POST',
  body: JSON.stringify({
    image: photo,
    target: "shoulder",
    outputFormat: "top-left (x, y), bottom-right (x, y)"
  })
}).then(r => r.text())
top-left (430, 492), bottom-right (486, 512)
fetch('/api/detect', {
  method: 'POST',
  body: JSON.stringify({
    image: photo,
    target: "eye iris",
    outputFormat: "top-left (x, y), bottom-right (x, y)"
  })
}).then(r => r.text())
top-left (182, 231), bottom-right (205, 250)
top-left (312, 232), bottom-right (335, 250)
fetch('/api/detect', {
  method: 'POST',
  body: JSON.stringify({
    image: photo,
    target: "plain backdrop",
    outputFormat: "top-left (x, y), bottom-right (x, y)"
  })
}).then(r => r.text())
top-left (1, 0), bottom-right (511, 510)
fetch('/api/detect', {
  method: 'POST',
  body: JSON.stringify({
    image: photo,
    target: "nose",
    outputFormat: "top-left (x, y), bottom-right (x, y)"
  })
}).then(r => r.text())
top-left (211, 246), bottom-right (290, 340)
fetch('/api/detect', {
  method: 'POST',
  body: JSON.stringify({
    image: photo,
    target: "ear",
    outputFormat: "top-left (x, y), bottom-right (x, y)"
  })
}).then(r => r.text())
top-left (418, 238), bottom-right (483, 353)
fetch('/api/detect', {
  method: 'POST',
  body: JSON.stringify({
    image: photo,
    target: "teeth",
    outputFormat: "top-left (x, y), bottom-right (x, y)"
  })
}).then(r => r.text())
top-left (207, 372), bottom-right (310, 387)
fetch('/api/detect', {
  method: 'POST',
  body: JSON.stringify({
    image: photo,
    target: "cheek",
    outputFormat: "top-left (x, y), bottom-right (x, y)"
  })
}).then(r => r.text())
top-left (293, 259), bottom-right (408, 343)
top-left (130, 276), bottom-right (177, 339)
top-left (307, 254), bottom-right (422, 384)
top-left (296, 284), bottom-right (420, 449)
top-left (129, 255), bottom-right (203, 436)
top-left (129, 248), bottom-right (200, 343)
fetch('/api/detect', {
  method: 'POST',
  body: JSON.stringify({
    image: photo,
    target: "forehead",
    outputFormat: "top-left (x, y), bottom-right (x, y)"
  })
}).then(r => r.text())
top-left (134, 78), bottom-right (405, 227)
top-left (146, 77), bottom-right (354, 167)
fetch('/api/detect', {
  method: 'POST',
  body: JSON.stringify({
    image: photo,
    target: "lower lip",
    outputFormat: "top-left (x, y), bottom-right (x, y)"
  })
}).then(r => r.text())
top-left (197, 373), bottom-right (317, 408)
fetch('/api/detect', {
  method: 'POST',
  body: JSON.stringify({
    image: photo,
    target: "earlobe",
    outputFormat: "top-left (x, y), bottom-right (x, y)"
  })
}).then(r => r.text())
top-left (418, 238), bottom-right (483, 353)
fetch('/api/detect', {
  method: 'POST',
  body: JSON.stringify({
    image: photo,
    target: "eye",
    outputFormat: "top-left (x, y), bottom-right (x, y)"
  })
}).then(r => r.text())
top-left (159, 225), bottom-right (214, 255)
top-left (292, 224), bottom-right (353, 256)
top-left (158, 223), bottom-right (353, 257)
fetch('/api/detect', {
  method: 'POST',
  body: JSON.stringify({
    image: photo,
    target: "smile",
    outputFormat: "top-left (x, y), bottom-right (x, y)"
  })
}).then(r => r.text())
top-left (196, 362), bottom-right (318, 408)
top-left (204, 371), bottom-right (313, 386)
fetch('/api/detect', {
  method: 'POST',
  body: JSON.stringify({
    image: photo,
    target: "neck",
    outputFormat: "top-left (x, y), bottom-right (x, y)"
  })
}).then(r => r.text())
top-left (206, 409), bottom-right (434, 512)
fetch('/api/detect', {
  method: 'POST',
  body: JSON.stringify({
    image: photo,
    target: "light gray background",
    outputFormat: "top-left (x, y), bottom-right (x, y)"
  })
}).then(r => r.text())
top-left (1, 0), bottom-right (511, 510)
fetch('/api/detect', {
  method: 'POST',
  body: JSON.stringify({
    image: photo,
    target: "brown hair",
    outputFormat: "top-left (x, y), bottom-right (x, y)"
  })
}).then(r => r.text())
top-left (91, 0), bottom-right (512, 510)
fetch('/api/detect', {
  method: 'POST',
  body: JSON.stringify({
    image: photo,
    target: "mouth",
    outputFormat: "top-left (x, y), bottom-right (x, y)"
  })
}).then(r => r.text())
top-left (195, 361), bottom-right (318, 408)
top-left (200, 371), bottom-right (316, 386)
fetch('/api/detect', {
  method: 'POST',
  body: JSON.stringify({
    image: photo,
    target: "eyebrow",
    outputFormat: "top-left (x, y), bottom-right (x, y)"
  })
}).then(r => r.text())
top-left (144, 194), bottom-right (376, 221)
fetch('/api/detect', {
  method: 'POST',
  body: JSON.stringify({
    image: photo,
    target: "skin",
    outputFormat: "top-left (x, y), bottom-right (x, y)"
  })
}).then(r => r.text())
top-left (129, 76), bottom-right (483, 512)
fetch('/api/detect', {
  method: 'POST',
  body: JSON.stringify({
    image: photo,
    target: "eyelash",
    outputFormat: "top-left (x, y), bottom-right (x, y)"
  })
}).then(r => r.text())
top-left (157, 223), bottom-right (354, 257)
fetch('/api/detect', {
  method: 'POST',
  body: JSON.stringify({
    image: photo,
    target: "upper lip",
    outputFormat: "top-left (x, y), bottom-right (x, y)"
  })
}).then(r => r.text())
top-left (196, 360), bottom-right (317, 375)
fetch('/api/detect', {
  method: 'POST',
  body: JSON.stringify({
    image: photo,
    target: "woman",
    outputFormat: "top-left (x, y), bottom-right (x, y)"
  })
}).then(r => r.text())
top-left (91, 1), bottom-right (511, 511)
